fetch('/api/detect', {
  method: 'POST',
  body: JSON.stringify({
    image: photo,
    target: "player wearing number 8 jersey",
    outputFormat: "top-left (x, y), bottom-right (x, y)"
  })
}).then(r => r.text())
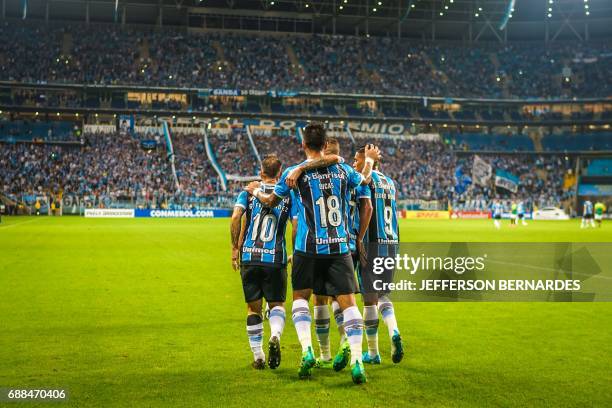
top-left (368, 169), bottom-right (400, 244)
top-left (245, 123), bottom-right (381, 384)
top-left (231, 155), bottom-right (296, 371)
top-left (354, 149), bottom-right (404, 366)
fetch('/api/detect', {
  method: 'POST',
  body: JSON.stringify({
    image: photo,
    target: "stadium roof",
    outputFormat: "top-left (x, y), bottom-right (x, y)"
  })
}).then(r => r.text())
top-left (5, 0), bottom-right (612, 41)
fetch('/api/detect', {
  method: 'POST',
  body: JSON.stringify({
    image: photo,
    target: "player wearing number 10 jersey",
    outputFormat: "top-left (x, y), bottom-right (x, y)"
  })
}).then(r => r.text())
top-left (246, 123), bottom-right (381, 384)
top-left (231, 155), bottom-right (295, 371)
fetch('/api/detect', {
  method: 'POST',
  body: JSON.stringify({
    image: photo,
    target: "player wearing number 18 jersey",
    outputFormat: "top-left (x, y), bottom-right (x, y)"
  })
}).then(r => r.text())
top-left (246, 123), bottom-right (381, 384)
top-left (308, 138), bottom-right (373, 371)
top-left (231, 155), bottom-right (294, 371)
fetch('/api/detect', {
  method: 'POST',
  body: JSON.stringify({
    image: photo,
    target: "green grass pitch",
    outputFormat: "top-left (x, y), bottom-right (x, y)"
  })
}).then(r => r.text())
top-left (1, 216), bottom-right (611, 407)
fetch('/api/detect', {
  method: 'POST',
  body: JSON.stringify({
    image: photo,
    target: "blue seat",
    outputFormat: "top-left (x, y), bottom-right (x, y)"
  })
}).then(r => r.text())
top-left (448, 132), bottom-right (534, 151)
top-left (271, 104), bottom-right (286, 114)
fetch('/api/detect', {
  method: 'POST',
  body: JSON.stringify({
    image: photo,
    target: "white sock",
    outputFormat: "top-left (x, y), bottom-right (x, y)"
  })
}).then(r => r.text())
top-left (363, 305), bottom-right (379, 357)
top-left (332, 300), bottom-right (346, 344)
top-left (343, 306), bottom-right (363, 365)
top-left (494, 220), bottom-right (500, 229)
top-left (292, 299), bottom-right (312, 352)
top-left (314, 305), bottom-right (331, 360)
top-left (268, 306), bottom-right (285, 340)
top-left (378, 296), bottom-right (399, 338)
top-left (246, 314), bottom-right (265, 361)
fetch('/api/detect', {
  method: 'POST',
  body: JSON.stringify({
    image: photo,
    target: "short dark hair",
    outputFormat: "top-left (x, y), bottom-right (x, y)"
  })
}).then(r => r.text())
top-left (357, 144), bottom-right (380, 168)
top-left (303, 123), bottom-right (327, 151)
top-left (261, 154), bottom-right (282, 178)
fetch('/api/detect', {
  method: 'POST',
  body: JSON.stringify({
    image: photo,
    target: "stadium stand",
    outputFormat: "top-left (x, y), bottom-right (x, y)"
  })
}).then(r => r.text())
top-left (1, 21), bottom-right (610, 99)
top-left (0, 120), bottom-right (76, 142)
top-left (208, 129), bottom-right (259, 177)
top-left (0, 127), bottom-right (582, 211)
top-left (0, 133), bottom-right (171, 202)
top-left (585, 159), bottom-right (612, 176)
top-left (541, 132), bottom-right (612, 152)
top-left (252, 130), bottom-right (303, 167)
top-left (172, 134), bottom-right (221, 203)
top-left (449, 133), bottom-right (535, 152)
top-left (0, 16), bottom-right (610, 215)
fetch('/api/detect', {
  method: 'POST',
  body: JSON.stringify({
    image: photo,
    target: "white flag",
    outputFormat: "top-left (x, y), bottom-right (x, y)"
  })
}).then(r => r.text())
top-left (472, 155), bottom-right (492, 187)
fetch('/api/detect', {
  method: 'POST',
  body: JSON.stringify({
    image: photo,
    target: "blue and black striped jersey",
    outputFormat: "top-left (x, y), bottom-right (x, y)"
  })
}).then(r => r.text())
top-left (235, 184), bottom-right (295, 266)
top-left (584, 200), bottom-right (593, 215)
top-left (274, 161), bottom-right (364, 257)
top-left (348, 184), bottom-right (372, 253)
top-left (367, 170), bottom-right (399, 244)
top-left (491, 202), bottom-right (502, 217)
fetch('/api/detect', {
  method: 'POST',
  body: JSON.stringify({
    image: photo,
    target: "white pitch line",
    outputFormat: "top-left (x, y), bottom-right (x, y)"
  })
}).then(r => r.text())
top-left (0, 217), bottom-right (44, 229)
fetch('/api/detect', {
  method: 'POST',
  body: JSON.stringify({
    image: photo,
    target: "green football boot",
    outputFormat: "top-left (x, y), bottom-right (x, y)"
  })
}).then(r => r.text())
top-left (391, 330), bottom-right (404, 364)
top-left (351, 360), bottom-right (367, 384)
top-left (332, 341), bottom-right (351, 372)
top-left (362, 351), bottom-right (381, 365)
top-left (314, 358), bottom-right (333, 369)
top-left (298, 346), bottom-right (316, 379)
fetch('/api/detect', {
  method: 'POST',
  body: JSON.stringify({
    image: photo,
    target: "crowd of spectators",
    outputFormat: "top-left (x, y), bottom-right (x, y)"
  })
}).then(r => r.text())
top-left (252, 130), bottom-right (303, 167)
top-left (208, 130), bottom-right (259, 176)
top-left (0, 130), bottom-right (576, 210)
top-left (233, 132), bottom-right (570, 207)
top-left (1, 21), bottom-right (610, 98)
top-left (0, 133), bottom-right (173, 203)
top-left (172, 134), bottom-right (221, 203)
top-left (373, 138), bottom-right (458, 201)
top-left (454, 154), bottom-right (573, 209)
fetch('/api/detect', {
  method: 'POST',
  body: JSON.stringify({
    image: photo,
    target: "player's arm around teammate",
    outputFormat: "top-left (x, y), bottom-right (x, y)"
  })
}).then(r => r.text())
top-left (283, 154), bottom-right (344, 189)
top-left (231, 157), bottom-right (290, 370)
top-left (282, 144), bottom-right (382, 189)
top-left (245, 144), bottom-right (381, 203)
top-left (244, 125), bottom-right (382, 384)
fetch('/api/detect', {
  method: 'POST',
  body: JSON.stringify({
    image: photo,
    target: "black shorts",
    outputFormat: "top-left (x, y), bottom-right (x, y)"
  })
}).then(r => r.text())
top-left (352, 252), bottom-right (363, 295)
top-left (292, 252), bottom-right (358, 296)
top-left (352, 252), bottom-right (360, 272)
top-left (584, 213), bottom-right (594, 219)
top-left (494, 214), bottom-right (501, 220)
top-left (240, 263), bottom-right (287, 303)
top-left (518, 214), bottom-right (524, 219)
top-left (359, 243), bottom-right (396, 296)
